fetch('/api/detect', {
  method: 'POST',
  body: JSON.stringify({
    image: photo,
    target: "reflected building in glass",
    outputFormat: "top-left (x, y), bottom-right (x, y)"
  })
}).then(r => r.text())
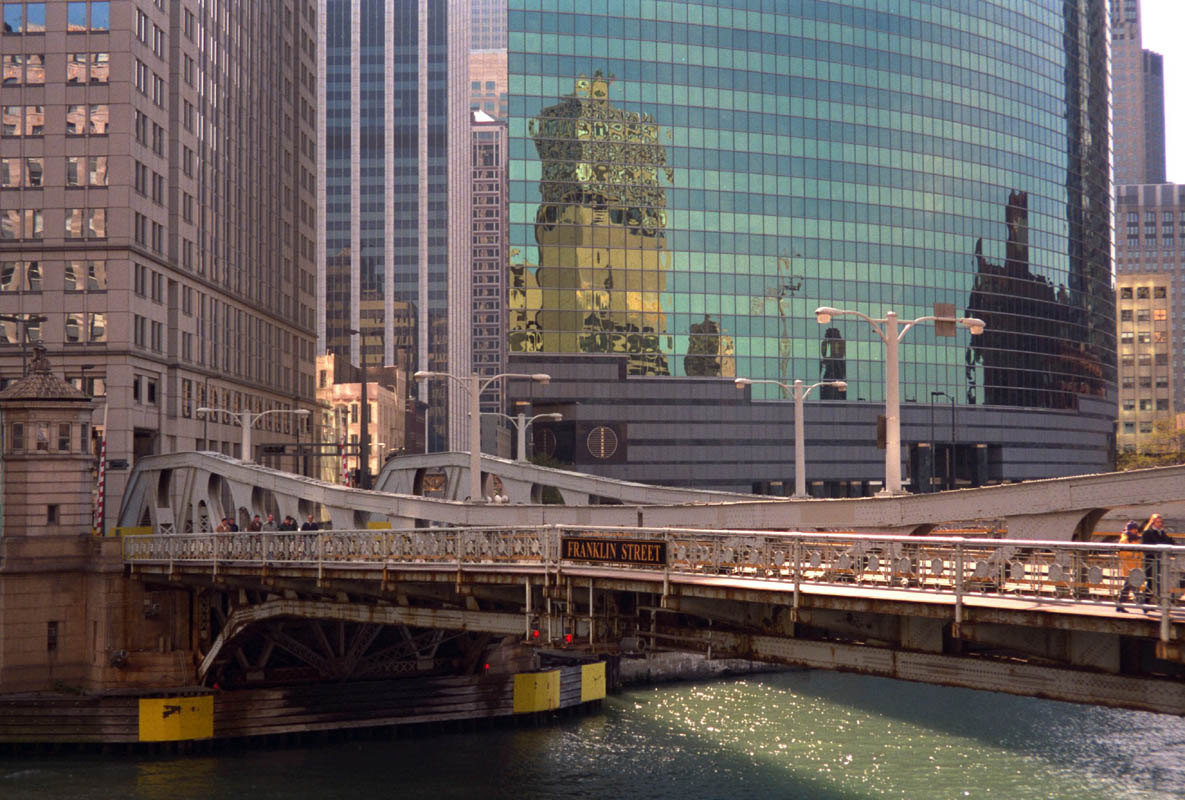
top-left (495, 0), bottom-right (1115, 493)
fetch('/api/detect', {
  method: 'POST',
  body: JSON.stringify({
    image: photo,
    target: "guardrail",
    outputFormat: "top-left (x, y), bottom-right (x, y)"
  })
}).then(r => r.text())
top-left (123, 526), bottom-right (1185, 626)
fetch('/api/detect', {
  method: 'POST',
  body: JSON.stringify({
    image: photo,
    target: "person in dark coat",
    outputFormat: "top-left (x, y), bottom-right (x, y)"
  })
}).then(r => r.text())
top-left (300, 514), bottom-right (320, 531)
top-left (1141, 513), bottom-right (1170, 606)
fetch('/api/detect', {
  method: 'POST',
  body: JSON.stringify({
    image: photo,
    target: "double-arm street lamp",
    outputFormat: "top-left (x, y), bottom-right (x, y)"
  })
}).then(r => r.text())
top-left (735, 377), bottom-right (847, 499)
top-left (196, 406), bottom-right (310, 465)
top-left (814, 307), bottom-right (985, 495)
top-left (413, 370), bottom-right (551, 501)
top-left (481, 410), bottom-right (563, 462)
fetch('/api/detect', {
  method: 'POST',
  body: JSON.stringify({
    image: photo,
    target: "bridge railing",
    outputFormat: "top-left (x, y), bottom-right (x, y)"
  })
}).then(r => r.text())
top-left (122, 526), bottom-right (1185, 613)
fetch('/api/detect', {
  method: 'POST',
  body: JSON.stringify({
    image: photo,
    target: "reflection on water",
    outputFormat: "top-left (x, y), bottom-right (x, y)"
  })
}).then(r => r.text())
top-left (2, 672), bottom-right (1182, 799)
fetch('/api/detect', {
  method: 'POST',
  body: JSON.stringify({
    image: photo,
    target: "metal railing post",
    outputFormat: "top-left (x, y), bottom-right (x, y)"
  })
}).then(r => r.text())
top-left (792, 537), bottom-right (801, 623)
top-left (1160, 546), bottom-right (1171, 643)
top-left (954, 541), bottom-right (964, 634)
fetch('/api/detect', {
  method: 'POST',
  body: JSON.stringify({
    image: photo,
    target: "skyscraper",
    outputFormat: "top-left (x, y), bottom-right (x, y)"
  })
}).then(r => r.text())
top-left (1111, 0), bottom-right (1167, 185)
top-left (316, 0), bottom-right (471, 451)
top-left (0, 0), bottom-right (318, 518)
top-left (500, 0), bottom-right (1114, 492)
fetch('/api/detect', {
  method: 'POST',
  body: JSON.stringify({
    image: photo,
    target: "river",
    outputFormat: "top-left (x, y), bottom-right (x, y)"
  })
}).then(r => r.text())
top-left (3, 671), bottom-right (1183, 799)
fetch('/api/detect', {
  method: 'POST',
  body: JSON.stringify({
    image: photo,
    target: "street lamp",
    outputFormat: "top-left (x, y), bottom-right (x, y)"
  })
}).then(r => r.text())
top-left (481, 410), bottom-right (563, 462)
top-left (735, 377), bottom-right (846, 499)
top-left (196, 406), bottom-right (310, 464)
top-left (414, 370), bottom-right (550, 501)
top-left (814, 307), bottom-right (985, 495)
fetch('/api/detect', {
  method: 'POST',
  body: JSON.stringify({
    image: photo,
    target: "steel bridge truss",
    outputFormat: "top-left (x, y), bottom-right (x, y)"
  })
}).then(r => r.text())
top-left (126, 526), bottom-right (1185, 714)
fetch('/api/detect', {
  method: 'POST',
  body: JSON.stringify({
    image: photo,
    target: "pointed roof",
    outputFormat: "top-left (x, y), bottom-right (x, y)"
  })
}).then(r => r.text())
top-left (0, 345), bottom-right (89, 402)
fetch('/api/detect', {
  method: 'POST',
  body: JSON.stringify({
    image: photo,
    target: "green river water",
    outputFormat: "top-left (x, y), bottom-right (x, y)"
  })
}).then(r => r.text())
top-left (2, 670), bottom-right (1182, 799)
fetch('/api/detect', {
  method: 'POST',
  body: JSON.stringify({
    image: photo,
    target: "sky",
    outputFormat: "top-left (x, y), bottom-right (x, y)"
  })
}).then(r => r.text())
top-left (1140, 0), bottom-right (1184, 182)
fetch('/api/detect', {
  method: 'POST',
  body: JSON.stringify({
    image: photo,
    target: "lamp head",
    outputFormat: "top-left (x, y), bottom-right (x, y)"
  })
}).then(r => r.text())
top-left (734, 378), bottom-right (753, 389)
top-left (196, 407), bottom-right (213, 415)
top-left (294, 409), bottom-right (311, 416)
top-left (961, 317), bottom-right (986, 335)
top-left (530, 373), bottom-right (551, 384)
top-left (831, 381), bottom-right (848, 391)
top-left (814, 306), bottom-right (837, 324)
top-left (412, 370), bottom-right (432, 382)
top-left (544, 413), bottom-right (563, 421)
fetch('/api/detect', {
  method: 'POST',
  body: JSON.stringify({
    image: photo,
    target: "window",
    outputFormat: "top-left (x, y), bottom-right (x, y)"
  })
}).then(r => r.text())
top-left (65, 312), bottom-right (84, 341)
top-left (88, 312), bottom-right (106, 342)
top-left (1154, 286), bottom-right (1167, 299)
top-left (57, 423), bottom-right (70, 451)
top-left (133, 313), bottom-right (146, 346)
top-left (46, 621), bottom-right (57, 652)
top-left (10, 422), bottom-right (23, 450)
top-left (3, 3), bottom-right (45, 33)
top-left (1120, 287), bottom-right (1134, 299)
top-left (1120, 309), bottom-right (1132, 322)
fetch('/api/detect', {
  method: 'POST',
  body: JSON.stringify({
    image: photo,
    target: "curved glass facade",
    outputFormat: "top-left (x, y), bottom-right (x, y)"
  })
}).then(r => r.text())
top-left (505, 0), bottom-right (1114, 412)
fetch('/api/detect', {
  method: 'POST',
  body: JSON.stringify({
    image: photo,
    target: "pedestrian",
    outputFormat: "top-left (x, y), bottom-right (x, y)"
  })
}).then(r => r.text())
top-left (300, 514), bottom-right (320, 531)
top-left (215, 517), bottom-right (230, 533)
top-left (262, 514), bottom-right (278, 531)
top-left (1141, 513), bottom-right (1170, 606)
top-left (279, 515), bottom-right (297, 531)
top-left (1115, 520), bottom-right (1143, 611)
top-left (229, 517), bottom-right (239, 532)
top-left (247, 514), bottom-right (263, 532)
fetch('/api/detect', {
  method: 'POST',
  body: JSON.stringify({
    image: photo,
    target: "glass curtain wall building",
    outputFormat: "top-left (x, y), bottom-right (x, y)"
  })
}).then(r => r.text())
top-left (316, 0), bottom-right (471, 451)
top-left (502, 0), bottom-right (1114, 491)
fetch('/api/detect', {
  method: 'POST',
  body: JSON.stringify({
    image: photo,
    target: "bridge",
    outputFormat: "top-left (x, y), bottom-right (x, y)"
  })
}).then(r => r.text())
top-left (119, 451), bottom-right (1185, 540)
top-left (123, 522), bottom-right (1185, 715)
top-left (114, 453), bottom-right (1185, 717)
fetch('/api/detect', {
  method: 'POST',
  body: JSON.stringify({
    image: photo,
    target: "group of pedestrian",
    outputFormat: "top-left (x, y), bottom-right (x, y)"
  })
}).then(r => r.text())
top-left (1115, 513), bottom-right (1172, 612)
top-left (213, 513), bottom-right (317, 532)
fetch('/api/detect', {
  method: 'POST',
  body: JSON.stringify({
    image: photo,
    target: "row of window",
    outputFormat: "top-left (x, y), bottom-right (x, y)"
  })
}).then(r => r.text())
top-left (6, 422), bottom-right (89, 455)
top-left (1, 103), bottom-right (110, 135)
top-left (4, 2), bottom-right (110, 34)
top-left (1118, 309), bottom-right (1168, 322)
top-left (0, 312), bottom-right (105, 344)
top-left (1, 156), bottom-right (108, 192)
top-left (0, 259), bottom-right (107, 292)
top-left (1122, 399), bottom-right (1171, 411)
top-left (1, 52), bottom-right (108, 84)
top-left (1118, 286), bottom-right (1168, 299)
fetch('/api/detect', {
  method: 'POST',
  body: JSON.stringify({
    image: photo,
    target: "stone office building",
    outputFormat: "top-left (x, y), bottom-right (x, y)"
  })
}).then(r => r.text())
top-left (0, 0), bottom-right (320, 523)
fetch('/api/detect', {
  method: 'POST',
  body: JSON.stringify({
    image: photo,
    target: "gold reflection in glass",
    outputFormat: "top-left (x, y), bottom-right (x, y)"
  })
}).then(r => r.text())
top-left (517, 71), bottom-right (674, 376)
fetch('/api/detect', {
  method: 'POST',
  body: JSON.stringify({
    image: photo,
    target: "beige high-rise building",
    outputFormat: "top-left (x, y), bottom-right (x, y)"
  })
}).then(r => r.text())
top-left (0, 0), bottom-right (319, 527)
top-left (1115, 184), bottom-right (1185, 453)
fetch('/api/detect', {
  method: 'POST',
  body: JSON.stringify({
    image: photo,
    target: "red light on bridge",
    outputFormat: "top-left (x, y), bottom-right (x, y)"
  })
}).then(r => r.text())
top-left (531, 629), bottom-right (540, 639)
top-left (483, 663), bottom-right (490, 671)
top-left (564, 633), bottom-right (573, 644)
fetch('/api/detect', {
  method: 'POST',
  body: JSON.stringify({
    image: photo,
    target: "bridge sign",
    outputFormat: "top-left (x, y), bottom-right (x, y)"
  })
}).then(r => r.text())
top-left (562, 536), bottom-right (666, 566)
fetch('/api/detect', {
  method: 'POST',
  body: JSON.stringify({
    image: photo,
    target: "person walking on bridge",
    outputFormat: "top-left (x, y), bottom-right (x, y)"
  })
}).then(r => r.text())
top-left (1115, 521), bottom-right (1143, 612)
top-left (1141, 513), bottom-right (1171, 607)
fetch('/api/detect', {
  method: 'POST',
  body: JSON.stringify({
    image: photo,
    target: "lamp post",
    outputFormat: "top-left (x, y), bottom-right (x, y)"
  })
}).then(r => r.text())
top-left (0, 313), bottom-right (48, 375)
top-left (196, 406), bottom-right (310, 464)
top-left (413, 370), bottom-right (550, 501)
top-left (481, 411), bottom-right (563, 462)
top-left (735, 377), bottom-right (847, 499)
top-left (814, 307), bottom-right (985, 495)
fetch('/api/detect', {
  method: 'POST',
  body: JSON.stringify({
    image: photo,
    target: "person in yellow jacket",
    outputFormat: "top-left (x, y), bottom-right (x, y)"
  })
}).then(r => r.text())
top-left (1115, 520), bottom-right (1143, 612)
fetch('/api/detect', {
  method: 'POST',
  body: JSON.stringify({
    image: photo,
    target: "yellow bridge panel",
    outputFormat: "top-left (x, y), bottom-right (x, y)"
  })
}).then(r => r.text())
top-left (513, 670), bottom-right (561, 713)
top-left (581, 662), bottom-right (606, 702)
top-left (366, 521), bottom-right (392, 530)
top-left (138, 696), bottom-right (214, 742)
